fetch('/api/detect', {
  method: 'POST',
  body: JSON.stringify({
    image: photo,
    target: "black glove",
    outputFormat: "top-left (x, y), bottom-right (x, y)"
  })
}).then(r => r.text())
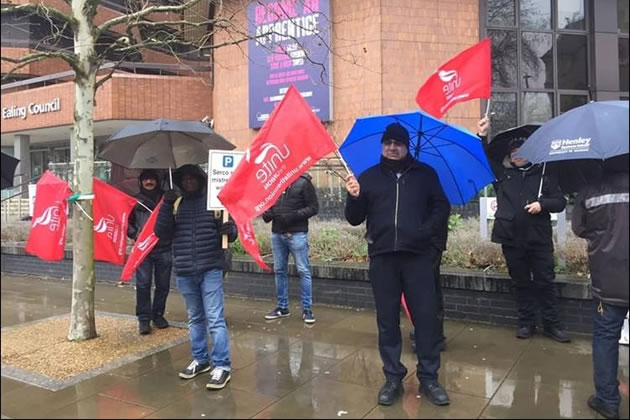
top-left (218, 220), bottom-right (235, 235)
top-left (163, 189), bottom-right (178, 203)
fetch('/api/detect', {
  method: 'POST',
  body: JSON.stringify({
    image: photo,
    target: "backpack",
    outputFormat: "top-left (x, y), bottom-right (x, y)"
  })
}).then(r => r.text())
top-left (172, 197), bottom-right (233, 277)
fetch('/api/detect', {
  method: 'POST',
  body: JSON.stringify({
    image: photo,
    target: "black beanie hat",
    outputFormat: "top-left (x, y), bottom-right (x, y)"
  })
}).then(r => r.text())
top-left (139, 169), bottom-right (160, 182)
top-left (381, 123), bottom-right (410, 148)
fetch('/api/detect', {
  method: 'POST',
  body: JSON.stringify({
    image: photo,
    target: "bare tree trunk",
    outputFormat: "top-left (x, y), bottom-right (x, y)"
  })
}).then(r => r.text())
top-left (68, 0), bottom-right (98, 341)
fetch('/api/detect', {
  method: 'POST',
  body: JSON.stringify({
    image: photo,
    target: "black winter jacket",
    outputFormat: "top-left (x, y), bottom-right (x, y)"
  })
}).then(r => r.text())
top-left (262, 174), bottom-right (319, 233)
top-left (345, 160), bottom-right (450, 257)
top-left (482, 137), bottom-right (566, 250)
top-left (572, 171), bottom-right (629, 307)
top-left (127, 190), bottom-right (171, 252)
top-left (154, 165), bottom-right (237, 276)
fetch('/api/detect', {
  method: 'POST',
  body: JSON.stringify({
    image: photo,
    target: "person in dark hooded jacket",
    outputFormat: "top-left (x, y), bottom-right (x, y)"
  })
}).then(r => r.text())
top-left (154, 164), bottom-right (237, 391)
top-left (261, 174), bottom-right (319, 324)
top-left (127, 169), bottom-right (172, 335)
top-left (478, 116), bottom-right (570, 343)
top-left (572, 154), bottom-right (629, 420)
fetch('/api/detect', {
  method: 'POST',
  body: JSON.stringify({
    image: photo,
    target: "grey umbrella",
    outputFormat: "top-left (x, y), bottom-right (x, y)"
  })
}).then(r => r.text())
top-left (98, 119), bottom-right (235, 187)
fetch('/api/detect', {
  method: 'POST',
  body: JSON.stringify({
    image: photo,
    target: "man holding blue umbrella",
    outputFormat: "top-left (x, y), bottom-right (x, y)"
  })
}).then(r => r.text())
top-left (344, 122), bottom-right (451, 407)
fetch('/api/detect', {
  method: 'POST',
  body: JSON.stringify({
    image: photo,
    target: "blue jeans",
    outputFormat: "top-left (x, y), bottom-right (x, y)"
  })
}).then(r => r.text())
top-left (176, 269), bottom-right (231, 371)
top-left (592, 297), bottom-right (628, 411)
top-left (271, 232), bottom-right (313, 310)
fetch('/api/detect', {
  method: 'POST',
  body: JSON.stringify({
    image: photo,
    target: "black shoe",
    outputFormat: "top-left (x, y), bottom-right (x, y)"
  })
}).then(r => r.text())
top-left (265, 307), bottom-right (290, 320)
top-left (153, 315), bottom-right (169, 329)
top-left (516, 325), bottom-right (536, 339)
top-left (543, 326), bottom-right (571, 343)
top-left (206, 367), bottom-right (231, 390)
top-left (302, 309), bottom-right (316, 324)
top-left (179, 360), bottom-right (212, 379)
top-left (587, 395), bottom-right (619, 419)
top-left (419, 381), bottom-right (450, 406)
top-left (139, 320), bottom-right (152, 335)
top-left (378, 380), bottom-right (403, 406)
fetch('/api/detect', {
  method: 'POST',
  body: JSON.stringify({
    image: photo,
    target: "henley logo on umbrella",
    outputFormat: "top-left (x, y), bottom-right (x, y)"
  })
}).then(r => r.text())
top-left (120, 199), bottom-right (163, 281)
top-left (549, 137), bottom-right (592, 155)
top-left (25, 170), bottom-right (71, 261)
top-left (219, 85), bottom-right (338, 269)
top-left (416, 38), bottom-right (491, 119)
top-left (92, 178), bottom-right (137, 265)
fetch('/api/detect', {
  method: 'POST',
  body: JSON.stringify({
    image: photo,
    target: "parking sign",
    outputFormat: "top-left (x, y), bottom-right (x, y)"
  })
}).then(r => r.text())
top-left (207, 150), bottom-right (245, 210)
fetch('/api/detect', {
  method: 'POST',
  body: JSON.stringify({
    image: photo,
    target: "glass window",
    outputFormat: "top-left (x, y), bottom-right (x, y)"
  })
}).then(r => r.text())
top-left (620, 38), bottom-right (629, 91)
top-left (558, 0), bottom-right (586, 30)
top-left (522, 92), bottom-right (553, 122)
top-left (619, 0), bottom-right (629, 33)
top-left (557, 34), bottom-right (588, 89)
top-left (490, 30), bottom-right (518, 87)
top-left (521, 32), bottom-right (554, 88)
top-left (488, 0), bottom-right (516, 26)
top-left (490, 92), bottom-right (517, 135)
top-left (520, 0), bottom-right (551, 30)
top-left (560, 94), bottom-right (587, 113)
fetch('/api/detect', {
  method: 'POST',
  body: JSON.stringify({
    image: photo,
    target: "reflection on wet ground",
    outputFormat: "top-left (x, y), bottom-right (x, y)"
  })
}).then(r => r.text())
top-left (1, 274), bottom-right (628, 419)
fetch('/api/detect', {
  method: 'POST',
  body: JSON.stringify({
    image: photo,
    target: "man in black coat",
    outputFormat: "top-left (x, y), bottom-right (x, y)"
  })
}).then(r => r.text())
top-left (155, 164), bottom-right (237, 390)
top-left (572, 155), bottom-right (629, 420)
top-left (262, 174), bottom-right (319, 324)
top-left (344, 123), bottom-right (451, 407)
top-left (127, 169), bottom-right (172, 335)
top-left (478, 117), bottom-right (570, 343)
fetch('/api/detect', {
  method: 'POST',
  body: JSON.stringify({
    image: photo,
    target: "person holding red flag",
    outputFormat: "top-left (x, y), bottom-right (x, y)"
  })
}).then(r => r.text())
top-left (155, 164), bottom-right (237, 390)
top-left (344, 123), bottom-right (451, 407)
top-left (127, 169), bottom-right (172, 335)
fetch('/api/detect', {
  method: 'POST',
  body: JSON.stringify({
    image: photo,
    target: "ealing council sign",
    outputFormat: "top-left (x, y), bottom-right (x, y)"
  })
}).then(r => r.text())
top-left (2, 98), bottom-right (61, 120)
top-left (247, 0), bottom-right (332, 129)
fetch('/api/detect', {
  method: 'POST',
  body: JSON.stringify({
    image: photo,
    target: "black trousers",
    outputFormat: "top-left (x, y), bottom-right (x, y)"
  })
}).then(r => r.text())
top-left (432, 246), bottom-right (445, 342)
top-left (369, 251), bottom-right (440, 383)
top-left (136, 249), bottom-right (172, 322)
top-left (502, 245), bottom-right (560, 329)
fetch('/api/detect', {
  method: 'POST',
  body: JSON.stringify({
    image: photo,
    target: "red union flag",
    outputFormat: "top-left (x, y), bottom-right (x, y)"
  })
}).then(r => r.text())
top-left (25, 170), bottom-right (71, 261)
top-left (120, 199), bottom-right (163, 281)
top-left (93, 178), bottom-right (137, 265)
top-left (218, 85), bottom-right (337, 269)
top-left (416, 38), bottom-right (491, 118)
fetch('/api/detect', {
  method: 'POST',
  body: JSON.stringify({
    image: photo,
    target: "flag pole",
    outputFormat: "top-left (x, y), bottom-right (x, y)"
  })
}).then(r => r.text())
top-left (485, 98), bottom-right (492, 117)
top-left (168, 167), bottom-right (173, 189)
top-left (537, 162), bottom-right (547, 199)
top-left (334, 149), bottom-right (352, 177)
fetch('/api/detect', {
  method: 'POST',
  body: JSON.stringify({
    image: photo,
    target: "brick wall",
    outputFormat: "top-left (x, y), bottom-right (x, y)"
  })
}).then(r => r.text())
top-left (1, 246), bottom-right (593, 333)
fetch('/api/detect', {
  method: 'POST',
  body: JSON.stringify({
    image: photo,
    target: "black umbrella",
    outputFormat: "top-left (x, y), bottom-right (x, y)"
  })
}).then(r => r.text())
top-left (486, 123), bottom-right (542, 164)
top-left (97, 119), bottom-right (236, 187)
top-left (1, 152), bottom-right (20, 190)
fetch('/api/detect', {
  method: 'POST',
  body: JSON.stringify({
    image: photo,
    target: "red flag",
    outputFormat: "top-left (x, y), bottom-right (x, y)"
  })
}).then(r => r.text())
top-left (25, 170), bottom-right (71, 261)
top-left (120, 199), bottom-right (163, 281)
top-left (218, 85), bottom-right (337, 269)
top-left (93, 178), bottom-right (137, 265)
top-left (415, 38), bottom-right (491, 118)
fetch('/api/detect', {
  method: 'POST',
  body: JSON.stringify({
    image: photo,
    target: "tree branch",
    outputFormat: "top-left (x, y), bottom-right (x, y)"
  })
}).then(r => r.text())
top-left (1, 3), bottom-right (77, 29)
top-left (1, 51), bottom-right (80, 80)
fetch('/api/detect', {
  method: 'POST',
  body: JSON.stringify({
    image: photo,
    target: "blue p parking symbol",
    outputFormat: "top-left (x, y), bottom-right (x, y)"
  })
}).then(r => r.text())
top-left (223, 155), bottom-right (234, 168)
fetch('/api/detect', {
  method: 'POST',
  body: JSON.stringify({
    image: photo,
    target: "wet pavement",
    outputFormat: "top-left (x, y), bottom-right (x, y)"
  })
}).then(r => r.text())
top-left (1, 273), bottom-right (628, 419)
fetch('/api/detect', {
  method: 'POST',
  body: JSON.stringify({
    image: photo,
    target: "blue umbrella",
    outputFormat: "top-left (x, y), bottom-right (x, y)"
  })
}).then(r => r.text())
top-left (339, 110), bottom-right (496, 205)
top-left (517, 101), bottom-right (629, 163)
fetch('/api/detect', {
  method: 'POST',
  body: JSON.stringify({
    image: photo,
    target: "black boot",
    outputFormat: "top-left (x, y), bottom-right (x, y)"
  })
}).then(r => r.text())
top-left (139, 320), bottom-right (152, 335)
top-left (516, 325), bottom-right (536, 339)
top-left (543, 326), bottom-right (571, 343)
top-left (377, 380), bottom-right (403, 406)
top-left (419, 381), bottom-right (450, 406)
top-left (587, 395), bottom-right (619, 419)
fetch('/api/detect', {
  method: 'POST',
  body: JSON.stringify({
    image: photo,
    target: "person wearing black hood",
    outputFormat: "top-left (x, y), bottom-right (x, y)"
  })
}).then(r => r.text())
top-left (477, 116), bottom-right (570, 343)
top-left (154, 164), bottom-right (237, 391)
top-left (344, 123), bottom-right (451, 407)
top-left (127, 169), bottom-right (172, 335)
top-left (572, 155), bottom-right (629, 420)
